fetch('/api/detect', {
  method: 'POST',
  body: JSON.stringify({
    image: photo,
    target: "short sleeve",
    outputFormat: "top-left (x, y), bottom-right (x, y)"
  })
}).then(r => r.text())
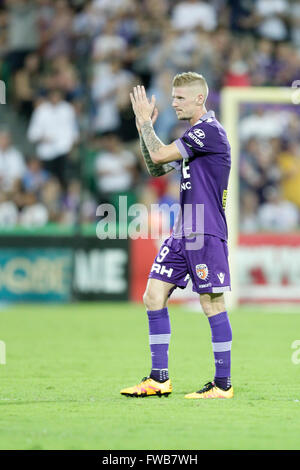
top-left (175, 122), bottom-right (228, 159)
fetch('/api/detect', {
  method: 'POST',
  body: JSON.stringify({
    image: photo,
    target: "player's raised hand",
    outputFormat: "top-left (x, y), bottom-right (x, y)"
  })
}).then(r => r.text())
top-left (135, 106), bottom-right (159, 134)
top-left (151, 106), bottom-right (159, 126)
top-left (130, 85), bottom-right (157, 128)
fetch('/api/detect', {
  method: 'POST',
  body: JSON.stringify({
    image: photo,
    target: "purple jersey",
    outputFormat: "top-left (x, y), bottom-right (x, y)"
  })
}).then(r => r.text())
top-left (172, 110), bottom-right (231, 241)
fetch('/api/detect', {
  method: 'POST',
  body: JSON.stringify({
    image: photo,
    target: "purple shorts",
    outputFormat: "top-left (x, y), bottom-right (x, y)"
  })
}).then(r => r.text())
top-left (148, 235), bottom-right (231, 295)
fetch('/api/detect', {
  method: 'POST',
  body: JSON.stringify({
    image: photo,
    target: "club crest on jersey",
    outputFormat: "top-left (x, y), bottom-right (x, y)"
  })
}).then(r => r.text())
top-left (196, 264), bottom-right (209, 280)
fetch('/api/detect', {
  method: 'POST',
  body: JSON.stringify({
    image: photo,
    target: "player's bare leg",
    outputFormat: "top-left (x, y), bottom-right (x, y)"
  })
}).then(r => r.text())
top-left (142, 278), bottom-right (175, 310)
top-left (199, 292), bottom-right (226, 318)
top-left (120, 279), bottom-right (175, 397)
top-left (185, 293), bottom-right (233, 399)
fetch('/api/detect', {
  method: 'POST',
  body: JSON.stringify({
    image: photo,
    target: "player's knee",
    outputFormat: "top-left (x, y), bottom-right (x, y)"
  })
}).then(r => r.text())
top-left (200, 293), bottom-right (225, 317)
top-left (143, 289), bottom-right (165, 311)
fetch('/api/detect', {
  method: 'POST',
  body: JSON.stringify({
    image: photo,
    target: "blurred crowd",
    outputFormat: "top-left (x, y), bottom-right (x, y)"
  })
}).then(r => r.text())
top-left (0, 0), bottom-right (299, 231)
top-left (240, 104), bottom-right (300, 232)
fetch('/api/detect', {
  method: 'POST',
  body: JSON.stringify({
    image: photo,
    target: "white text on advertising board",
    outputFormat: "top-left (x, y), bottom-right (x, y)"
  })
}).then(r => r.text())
top-left (74, 249), bottom-right (127, 293)
top-left (0, 257), bottom-right (69, 294)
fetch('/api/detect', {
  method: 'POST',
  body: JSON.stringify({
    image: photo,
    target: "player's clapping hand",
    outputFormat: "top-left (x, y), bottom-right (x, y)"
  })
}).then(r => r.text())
top-left (135, 107), bottom-right (159, 134)
top-left (130, 85), bottom-right (157, 129)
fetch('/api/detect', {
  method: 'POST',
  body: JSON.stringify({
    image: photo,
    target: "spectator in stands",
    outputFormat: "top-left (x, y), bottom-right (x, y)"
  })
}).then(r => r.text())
top-left (147, 69), bottom-right (177, 141)
top-left (19, 200), bottom-right (48, 227)
top-left (0, 137), bottom-right (49, 228)
top-left (240, 138), bottom-right (264, 194)
top-left (5, 0), bottom-right (39, 72)
top-left (92, 18), bottom-right (128, 63)
top-left (72, 1), bottom-right (100, 71)
top-left (115, 72), bottom-right (140, 144)
top-left (14, 52), bottom-right (41, 118)
top-left (27, 88), bottom-right (79, 188)
top-left (0, 128), bottom-right (26, 195)
top-left (229, 0), bottom-right (254, 33)
top-left (128, 12), bottom-right (162, 88)
top-left (272, 42), bottom-right (300, 86)
top-left (91, 58), bottom-right (135, 133)
top-left (254, 0), bottom-right (290, 42)
top-left (223, 45), bottom-right (251, 87)
top-left (41, 0), bottom-right (74, 60)
top-left (95, 132), bottom-right (137, 208)
top-left (285, 112), bottom-right (300, 144)
top-left (251, 39), bottom-right (274, 86)
top-left (0, 8), bottom-right (8, 58)
top-left (290, 0), bottom-right (300, 49)
top-left (48, 54), bottom-right (81, 101)
top-left (240, 134), bottom-right (283, 203)
top-left (92, 0), bottom-right (133, 17)
top-left (60, 179), bottom-right (81, 225)
top-left (254, 142), bottom-right (281, 203)
top-left (40, 176), bottom-right (62, 222)
top-left (151, 27), bottom-right (199, 75)
top-left (0, 200), bottom-right (18, 227)
top-left (258, 186), bottom-right (299, 232)
top-left (171, 0), bottom-right (218, 32)
top-left (22, 156), bottom-right (49, 195)
top-left (239, 106), bottom-right (283, 142)
top-left (278, 141), bottom-right (300, 209)
top-left (73, 0), bottom-right (102, 40)
top-left (240, 189), bottom-right (260, 233)
top-left (142, 0), bottom-right (170, 25)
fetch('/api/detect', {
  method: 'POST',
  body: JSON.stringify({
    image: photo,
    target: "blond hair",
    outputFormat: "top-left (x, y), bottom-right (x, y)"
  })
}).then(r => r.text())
top-left (172, 72), bottom-right (209, 102)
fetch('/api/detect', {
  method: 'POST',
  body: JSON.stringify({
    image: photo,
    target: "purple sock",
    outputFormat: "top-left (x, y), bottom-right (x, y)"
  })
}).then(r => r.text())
top-left (208, 311), bottom-right (232, 390)
top-left (147, 308), bottom-right (170, 382)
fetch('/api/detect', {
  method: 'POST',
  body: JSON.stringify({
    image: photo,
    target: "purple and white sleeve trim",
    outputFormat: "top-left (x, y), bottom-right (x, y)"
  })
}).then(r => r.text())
top-left (175, 138), bottom-right (190, 159)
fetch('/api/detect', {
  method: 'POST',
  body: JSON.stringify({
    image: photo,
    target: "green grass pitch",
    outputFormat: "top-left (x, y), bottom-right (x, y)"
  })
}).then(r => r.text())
top-left (0, 302), bottom-right (300, 450)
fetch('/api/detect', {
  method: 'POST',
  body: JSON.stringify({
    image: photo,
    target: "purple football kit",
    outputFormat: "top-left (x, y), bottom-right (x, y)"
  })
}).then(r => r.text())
top-left (149, 110), bottom-right (231, 294)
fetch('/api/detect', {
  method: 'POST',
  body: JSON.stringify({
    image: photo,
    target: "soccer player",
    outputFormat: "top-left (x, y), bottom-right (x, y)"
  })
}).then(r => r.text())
top-left (120, 72), bottom-right (233, 399)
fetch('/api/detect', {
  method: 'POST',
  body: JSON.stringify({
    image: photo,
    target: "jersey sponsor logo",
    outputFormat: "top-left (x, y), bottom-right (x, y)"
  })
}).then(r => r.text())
top-left (198, 282), bottom-right (212, 289)
top-left (188, 131), bottom-right (204, 148)
top-left (217, 272), bottom-right (225, 284)
top-left (196, 263), bottom-right (209, 280)
top-left (193, 128), bottom-right (205, 139)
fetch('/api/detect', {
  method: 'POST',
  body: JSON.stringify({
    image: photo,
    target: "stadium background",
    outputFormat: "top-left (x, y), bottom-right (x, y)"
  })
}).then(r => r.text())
top-left (1, 0), bottom-right (300, 305)
top-left (0, 0), bottom-right (300, 452)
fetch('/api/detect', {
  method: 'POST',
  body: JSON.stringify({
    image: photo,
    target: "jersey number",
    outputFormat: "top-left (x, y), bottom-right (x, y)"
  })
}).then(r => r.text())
top-left (156, 246), bottom-right (169, 263)
top-left (182, 159), bottom-right (190, 179)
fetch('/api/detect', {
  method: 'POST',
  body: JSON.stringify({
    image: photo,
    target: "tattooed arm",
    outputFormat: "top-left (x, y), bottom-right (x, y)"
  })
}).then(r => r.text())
top-left (140, 120), bottom-right (182, 165)
top-left (130, 85), bottom-right (182, 165)
top-left (139, 134), bottom-right (174, 177)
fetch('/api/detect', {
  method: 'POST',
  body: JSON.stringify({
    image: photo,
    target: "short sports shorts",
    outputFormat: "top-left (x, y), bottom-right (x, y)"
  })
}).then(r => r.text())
top-left (148, 234), bottom-right (231, 295)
